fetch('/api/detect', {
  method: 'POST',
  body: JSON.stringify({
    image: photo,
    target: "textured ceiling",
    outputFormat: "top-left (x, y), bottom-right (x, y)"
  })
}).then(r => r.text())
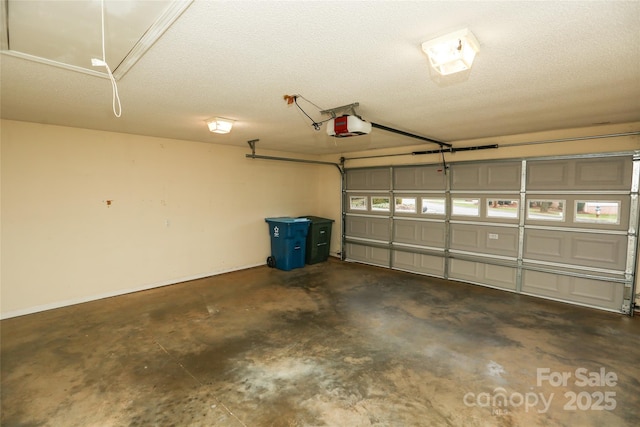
top-left (1, 0), bottom-right (639, 155)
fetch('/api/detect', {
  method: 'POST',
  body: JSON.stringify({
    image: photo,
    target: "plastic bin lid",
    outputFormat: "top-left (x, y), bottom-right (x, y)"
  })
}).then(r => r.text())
top-left (265, 217), bottom-right (310, 223)
top-left (299, 216), bottom-right (335, 223)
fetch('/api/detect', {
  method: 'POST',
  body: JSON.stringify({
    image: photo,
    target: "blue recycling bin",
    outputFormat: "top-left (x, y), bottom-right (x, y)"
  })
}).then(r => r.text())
top-left (265, 217), bottom-right (310, 271)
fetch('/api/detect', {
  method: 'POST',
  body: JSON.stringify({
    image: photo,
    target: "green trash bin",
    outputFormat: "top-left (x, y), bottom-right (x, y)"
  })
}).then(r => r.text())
top-left (299, 216), bottom-right (334, 264)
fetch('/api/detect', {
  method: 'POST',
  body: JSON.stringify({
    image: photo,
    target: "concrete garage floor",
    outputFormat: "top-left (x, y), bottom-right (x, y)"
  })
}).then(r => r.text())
top-left (1, 259), bottom-right (639, 426)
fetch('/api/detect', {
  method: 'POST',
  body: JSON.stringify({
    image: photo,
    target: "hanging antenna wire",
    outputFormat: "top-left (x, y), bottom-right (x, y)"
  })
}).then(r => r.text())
top-left (295, 94), bottom-right (325, 112)
top-left (291, 95), bottom-right (333, 131)
top-left (294, 97), bottom-right (320, 130)
top-left (91, 0), bottom-right (122, 118)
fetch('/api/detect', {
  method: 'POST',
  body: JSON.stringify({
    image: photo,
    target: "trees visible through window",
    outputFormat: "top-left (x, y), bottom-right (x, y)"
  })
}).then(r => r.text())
top-left (350, 196), bottom-right (367, 211)
top-left (527, 200), bottom-right (564, 221)
top-left (395, 197), bottom-right (416, 213)
top-left (371, 197), bottom-right (390, 211)
top-left (487, 199), bottom-right (519, 219)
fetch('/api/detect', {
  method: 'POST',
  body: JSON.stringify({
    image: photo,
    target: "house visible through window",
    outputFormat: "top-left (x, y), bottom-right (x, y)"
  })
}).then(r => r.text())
top-left (575, 201), bottom-right (620, 225)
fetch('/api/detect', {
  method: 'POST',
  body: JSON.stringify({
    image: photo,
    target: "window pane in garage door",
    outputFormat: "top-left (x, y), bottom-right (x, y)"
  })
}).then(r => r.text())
top-left (371, 197), bottom-right (391, 212)
top-left (421, 198), bottom-right (446, 215)
top-left (526, 199), bottom-right (565, 222)
top-left (574, 200), bottom-right (620, 225)
top-left (487, 199), bottom-right (519, 219)
top-left (452, 198), bottom-right (480, 217)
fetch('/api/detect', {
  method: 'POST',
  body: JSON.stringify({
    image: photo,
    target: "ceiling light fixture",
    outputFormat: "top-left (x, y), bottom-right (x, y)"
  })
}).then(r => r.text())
top-left (421, 28), bottom-right (479, 76)
top-left (206, 117), bottom-right (234, 134)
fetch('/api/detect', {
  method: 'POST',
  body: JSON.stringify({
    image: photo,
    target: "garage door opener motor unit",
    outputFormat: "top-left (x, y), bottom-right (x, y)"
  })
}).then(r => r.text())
top-left (327, 115), bottom-right (372, 138)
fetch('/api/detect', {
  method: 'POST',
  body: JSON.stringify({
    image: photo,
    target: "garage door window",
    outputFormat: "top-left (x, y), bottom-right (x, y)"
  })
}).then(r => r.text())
top-left (350, 196), bottom-right (368, 211)
top-left (421, 198), bottom-right (446, 215)
top-left (395, 197), bottom-right (417, 214)
top-left (575, 200), bottom-right (620, 225)
top-left (371, 197), bottom-right (391, 212)
top-left (527, 199), bottom-right (565, 221)
top-left (487, 199), bottom-right (519, 219)
top-left (452, 198), bottom-right (479, 216)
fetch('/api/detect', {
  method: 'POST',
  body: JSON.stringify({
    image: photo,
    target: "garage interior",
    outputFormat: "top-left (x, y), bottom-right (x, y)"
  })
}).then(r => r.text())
top-left (1, 1), bottom-right (639, 426)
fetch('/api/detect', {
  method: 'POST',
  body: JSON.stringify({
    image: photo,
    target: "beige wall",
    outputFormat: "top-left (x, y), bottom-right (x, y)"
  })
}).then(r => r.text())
top-left (2, 120), bottom-right (638, 317)
top-left (1, 120), bottom-right (322, 317)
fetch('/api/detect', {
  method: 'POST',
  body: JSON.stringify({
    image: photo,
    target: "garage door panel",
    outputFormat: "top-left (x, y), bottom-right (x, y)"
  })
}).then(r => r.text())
top-left (572, 238), bottom-right (621, 265)
top-left (370, 220), bottom-right (391, 241)
top-left (486, 231), bottom-right (518, 253)
top-left (394, 165), bottom-right (446, 190)
top-left (487, 164), bottom-right (522, 189)
top-left (527, 161), bottom-right (569, 189)
top-left (524, 229), bottom-right (626, 270)
top-left (346, 243), bottom-right (390, 267)
top-left (522, 270), bottom-right (562, 292)
top-left (346, 216), bottom-right (390, 241)
top-left (527, 157), bottom-right (632, 190)
top-left (525, 233), bottom-right (563, 257)
top-left (485, 264), bottom-right (518, 287)
top-left (346, 168), bottom-right (390, 190)
top-left (393, 220), bottom-right (445, 247)
top-left (347, 216), bottom-right (367, 236)
top-left (522, 270), bottom-right (624, 310)
top-left (370, 247), bottom-right (391, 265)
top-left (451, 162), bottom-right (521, 190)
top-left (451, 166), bottom-right (481, 190)
top-left (574, 158), bottom-right (631, 189)
top-left (392, 250), bottom-right (445, 276)
top-left (394, 221), bottom-right (419, 242)
top-left (450, 224), bottom-right (519, 257)
top-left (450, 227), bottom-right (480, 250)
top-left (347, 242), bottom-right (368, 259)
top-left (570, 280), bottom-right (622, 303)
top-left (421, 223), bottom-right (446, 247)
top-left (450, 258), bottom-right (478, 278)
top-left (449, 259), bottom-right (517, 290)
top-left (346, 170), bottom-right (369, 189)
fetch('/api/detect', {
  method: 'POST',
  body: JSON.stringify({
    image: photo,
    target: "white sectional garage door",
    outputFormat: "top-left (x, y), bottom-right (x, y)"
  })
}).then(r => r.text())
top-left (344, 152), bottom-right (639, 314)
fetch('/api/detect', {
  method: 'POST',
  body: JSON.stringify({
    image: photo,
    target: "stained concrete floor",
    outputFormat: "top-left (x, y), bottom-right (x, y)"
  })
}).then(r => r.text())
top-left (1, 259), bottom-right (639, 427)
